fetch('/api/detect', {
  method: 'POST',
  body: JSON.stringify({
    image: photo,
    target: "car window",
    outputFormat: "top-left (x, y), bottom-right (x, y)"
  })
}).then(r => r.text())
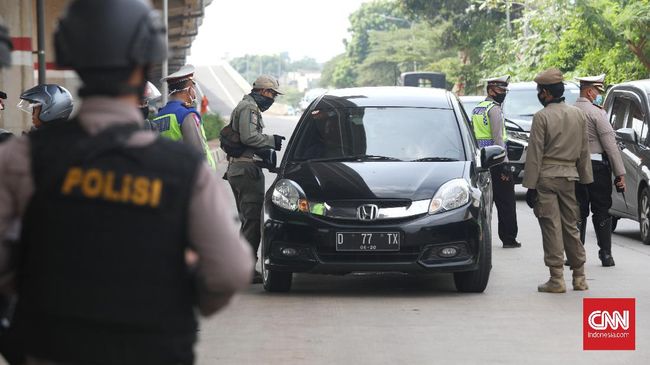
top-left (628, 101), bottom-right (647, 145)
top-left (291, 107), bottom-right (464, 161)
top-left (609, 97), bottom-right (629, 130)
top-left (502, 87), bottom-right (579, 117)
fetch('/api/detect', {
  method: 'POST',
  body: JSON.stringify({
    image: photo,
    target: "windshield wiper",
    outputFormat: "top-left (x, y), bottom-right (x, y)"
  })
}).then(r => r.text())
top-left (410, 157), bottom-right (460, 162)
top-left (305, 154), bottom-right (402, 162)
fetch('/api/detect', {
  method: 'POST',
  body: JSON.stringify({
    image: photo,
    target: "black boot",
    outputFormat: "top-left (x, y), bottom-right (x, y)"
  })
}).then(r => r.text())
top-left (594, 217), bottom-right (615, 267)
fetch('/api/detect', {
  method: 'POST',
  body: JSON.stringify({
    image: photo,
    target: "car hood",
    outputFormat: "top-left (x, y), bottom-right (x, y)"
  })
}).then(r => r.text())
top-left (505, 116), bottom-right (532, 132)
top-left (282, 161), bottom-right (468, 201)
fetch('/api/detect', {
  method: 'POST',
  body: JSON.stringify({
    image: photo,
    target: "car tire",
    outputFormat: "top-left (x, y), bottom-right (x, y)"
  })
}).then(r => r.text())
top-left (262, 257), bottom-right (293, 292)
top-left (611, 217), bottom-right (619, 233)
top-left (638, 188), bottom-right (650, 245)
top-left (453, 237), bottom-right (492, 293)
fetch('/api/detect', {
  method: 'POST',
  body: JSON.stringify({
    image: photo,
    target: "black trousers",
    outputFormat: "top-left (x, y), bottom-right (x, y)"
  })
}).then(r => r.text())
top-left (576, 161), bottom-right (612, 224)
top-left (490, 164), bottom-right (518, 244)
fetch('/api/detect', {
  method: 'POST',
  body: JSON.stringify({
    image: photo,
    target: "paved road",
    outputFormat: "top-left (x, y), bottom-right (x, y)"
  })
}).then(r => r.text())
top-left (203, 115), bottom-right (650, 365)
top-left (195, 64), bottom-right (248, 118)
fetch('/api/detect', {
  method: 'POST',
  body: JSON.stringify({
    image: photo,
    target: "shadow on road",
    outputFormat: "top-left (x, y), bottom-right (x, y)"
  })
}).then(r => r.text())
top-left (257, 272), bottom-right (481, 298)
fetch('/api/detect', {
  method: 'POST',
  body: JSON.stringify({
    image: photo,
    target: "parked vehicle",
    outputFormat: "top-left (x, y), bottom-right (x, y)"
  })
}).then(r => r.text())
top-left (400, 72), bottom-right (446, 89)
top-left (459, 95), bottom-right (484, 117)
top-left (258, 86), bottom-right (505, 293)
top-left (604, 79), bottom-right (650, 243)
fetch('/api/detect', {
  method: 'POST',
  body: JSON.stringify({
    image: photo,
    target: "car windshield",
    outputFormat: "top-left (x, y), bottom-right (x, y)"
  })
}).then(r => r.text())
top-left (503, 87), bottom-right (579, 117)
top-left (291, 107), bottom-right (464, 162)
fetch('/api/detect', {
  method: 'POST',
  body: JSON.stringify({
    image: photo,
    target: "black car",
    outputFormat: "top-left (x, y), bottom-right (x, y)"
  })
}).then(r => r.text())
top-left (604, 79), bottom-right (650, 243)
top-left (259, 87), bottom-right (505, 293)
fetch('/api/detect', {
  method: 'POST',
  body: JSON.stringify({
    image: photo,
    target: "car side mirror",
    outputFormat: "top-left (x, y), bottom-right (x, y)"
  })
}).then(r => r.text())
top-left (253, 148), bottom-right (278, 172)
top-left (479, 145), bottom-right (506, 171)
top-left (615, 128), bottom-right (637, 144)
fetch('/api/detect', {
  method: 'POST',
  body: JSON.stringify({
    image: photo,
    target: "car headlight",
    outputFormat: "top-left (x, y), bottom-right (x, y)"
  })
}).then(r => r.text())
top-left (507, 130), bottom-right (530, 142)
top-left (429, 178), bottom-right (471, 214)
top-left (272, 179), bottom-right (309, 212)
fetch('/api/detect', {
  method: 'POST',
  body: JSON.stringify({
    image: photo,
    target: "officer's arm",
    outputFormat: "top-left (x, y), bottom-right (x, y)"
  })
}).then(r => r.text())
top-left (594, 110), bottom-right (625, 177)
top-left (522, 114), bottom-right (545, 189)
top-left (577, 113), bottom-right (594, 184)
top-left (237, 108), bottom-right (275, 148)
top-left (487, 105), bottom-right (505, 148)
top-left (180, 113), bottom-right (206, 153)
top-left (187, 163), bottom-right (254, 316)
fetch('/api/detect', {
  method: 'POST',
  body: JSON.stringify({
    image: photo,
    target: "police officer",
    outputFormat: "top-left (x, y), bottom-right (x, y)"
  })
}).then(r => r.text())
top-left (18, 84), bottom-right (74, 130)
top-left (0, 1), bottom-right (253, 364)
top-left (226, 75), bottom-right (285, 283)
top-left (523, 68), bottom-right (593, 293)
top-left (472, 75), bottom-right (521, 248)
top-left (153, 64), bottom-right (216, 169)
top-left (573, 74), bottom-right (624, 267)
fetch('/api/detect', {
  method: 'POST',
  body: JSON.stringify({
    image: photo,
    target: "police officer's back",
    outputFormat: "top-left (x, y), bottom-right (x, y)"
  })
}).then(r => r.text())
top-left (0, 1), bottom-right (253, 364)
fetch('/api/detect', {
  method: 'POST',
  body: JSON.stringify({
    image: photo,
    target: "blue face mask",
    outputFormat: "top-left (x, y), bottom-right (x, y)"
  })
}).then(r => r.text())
top-left (593, 94), bottom-right (603, 107)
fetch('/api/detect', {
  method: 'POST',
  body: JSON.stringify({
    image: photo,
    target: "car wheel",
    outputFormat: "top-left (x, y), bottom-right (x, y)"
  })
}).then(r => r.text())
top-left (262, 256), bottom-right (293, 292)
top-left (453, 236), bottom-right (492, 293)
top-left (638, 188), bottom-right (650, 245)
top-left (611, 217), bottom-right (619, 233)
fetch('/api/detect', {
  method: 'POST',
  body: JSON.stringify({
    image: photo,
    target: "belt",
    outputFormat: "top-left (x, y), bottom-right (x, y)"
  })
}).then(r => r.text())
top-left (542, 157), bottom-right (575, 167)
top-left (229, 156), bottom-right (254, 163)
top-left (590, 153), bottom-right (603, 161)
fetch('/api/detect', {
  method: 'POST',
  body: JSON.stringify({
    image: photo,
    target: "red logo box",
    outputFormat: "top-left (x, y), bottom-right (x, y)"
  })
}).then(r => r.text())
top-left (583, 298), bottom-right (635, 350)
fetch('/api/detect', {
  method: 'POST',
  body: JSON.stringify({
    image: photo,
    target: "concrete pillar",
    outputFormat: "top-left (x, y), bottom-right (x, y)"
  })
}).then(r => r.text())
top-left (0, 0), bottom-right (35, 134)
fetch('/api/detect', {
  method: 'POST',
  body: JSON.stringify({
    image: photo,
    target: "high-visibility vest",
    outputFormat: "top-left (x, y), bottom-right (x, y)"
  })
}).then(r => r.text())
top-left (153, 101), bottom-right (216, 169)
top-left (471, 100), bottom-right (507, 143)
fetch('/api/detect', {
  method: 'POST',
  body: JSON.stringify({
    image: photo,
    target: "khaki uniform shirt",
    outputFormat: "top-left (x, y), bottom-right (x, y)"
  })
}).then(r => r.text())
top-left (574, 97), bottom-right (625, 177)
top-left (522, 101), bottom-right (593, 189)
top-left (486, 96), bottom-right (506, 149)
top-left (0, 97), bottom-right (254, 316)
top-left (230, 94), bottom-right (274, 158)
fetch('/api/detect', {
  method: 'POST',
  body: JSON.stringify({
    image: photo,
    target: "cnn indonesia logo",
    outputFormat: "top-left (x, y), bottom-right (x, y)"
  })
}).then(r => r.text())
top-left (583, 298), bottom-right (635, 350)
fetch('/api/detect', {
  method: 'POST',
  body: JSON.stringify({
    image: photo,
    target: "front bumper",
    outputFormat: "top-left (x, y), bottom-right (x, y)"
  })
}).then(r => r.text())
top-left (262, 204), bottom-right (486, 275)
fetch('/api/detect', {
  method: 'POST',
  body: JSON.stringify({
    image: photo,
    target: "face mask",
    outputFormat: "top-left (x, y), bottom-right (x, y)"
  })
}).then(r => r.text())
top-left (593, 94), bottom-right (603, 107)
top-left (493, 93), bottom-right (506, 104)
top-left (251, 92), bottom-right (275, 112)
top-left (140, 106), bottom-right (149, 120)
top-left (537, 91), bottom-right (549, 107)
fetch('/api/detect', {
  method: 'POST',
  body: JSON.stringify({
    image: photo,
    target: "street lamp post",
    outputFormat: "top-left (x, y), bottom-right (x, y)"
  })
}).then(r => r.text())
top-left (381, 15), bottom-right (416, 72)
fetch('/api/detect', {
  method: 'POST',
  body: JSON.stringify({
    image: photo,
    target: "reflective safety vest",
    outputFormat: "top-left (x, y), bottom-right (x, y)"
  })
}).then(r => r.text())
top-left (471, 100), bottom-right (507, 144)
top-left (153, 100), bottom-right (216, 169)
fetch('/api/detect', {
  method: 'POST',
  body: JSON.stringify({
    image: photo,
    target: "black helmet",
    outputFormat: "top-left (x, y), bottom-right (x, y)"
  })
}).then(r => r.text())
top-left (18, 84), bottom-right (74, 123)
top-left (0, 17), bottom-right (13, 68)
top-left (55, 0), bottom-right (166, 70)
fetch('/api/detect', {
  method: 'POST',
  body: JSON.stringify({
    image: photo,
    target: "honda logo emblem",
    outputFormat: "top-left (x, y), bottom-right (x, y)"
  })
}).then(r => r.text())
top-left (357, 204), bottom-right (379, 221)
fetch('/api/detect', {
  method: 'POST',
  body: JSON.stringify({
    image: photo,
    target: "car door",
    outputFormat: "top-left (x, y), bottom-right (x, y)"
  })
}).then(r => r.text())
top-left (609, 90), bottom-right (648, 217)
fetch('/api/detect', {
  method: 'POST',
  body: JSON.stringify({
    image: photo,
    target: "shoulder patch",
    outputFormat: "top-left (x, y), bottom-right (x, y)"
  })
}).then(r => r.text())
top-left (251, 110), bottom-right (258, 124)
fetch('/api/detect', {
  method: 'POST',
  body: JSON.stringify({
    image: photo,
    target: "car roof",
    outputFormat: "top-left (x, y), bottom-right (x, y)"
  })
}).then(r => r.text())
top-left (611, 79), bottom-right (650, 94)
top-left (459, 95), bottom-right (485, 102)
top-left (507, 81), bottom-right (579, 90)
top-left (321, 86), bottom-right (452, 109)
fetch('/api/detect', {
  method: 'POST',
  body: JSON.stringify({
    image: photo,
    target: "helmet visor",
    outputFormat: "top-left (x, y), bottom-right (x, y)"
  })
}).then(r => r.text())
top-left (17, 99), bottom-right (40, 114)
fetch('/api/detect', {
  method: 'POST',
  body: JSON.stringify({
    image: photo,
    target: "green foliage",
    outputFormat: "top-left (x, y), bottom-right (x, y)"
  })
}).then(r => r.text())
top-left (202, 112), bottom-right (225, 141)
top-left (230, 55), bottom-right (322, 84)
top-left (276, 87), bottom-right (304, 108)
top-left (323, 0), bottom-right (649, 94)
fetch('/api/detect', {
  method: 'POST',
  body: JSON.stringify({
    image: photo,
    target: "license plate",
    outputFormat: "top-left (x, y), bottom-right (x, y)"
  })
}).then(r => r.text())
top-left (335, 232), bottom-right (400, 251)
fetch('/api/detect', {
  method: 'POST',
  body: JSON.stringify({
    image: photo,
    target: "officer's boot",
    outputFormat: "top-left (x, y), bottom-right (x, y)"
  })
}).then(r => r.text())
top-left (538, 266), bottom-right (566, 293)
top-left (594, 217), bottom-right (615, 267)
top-left (571, 265), bottom-right (589, 290)
top-left (566, 220), bottom-right (587, 266)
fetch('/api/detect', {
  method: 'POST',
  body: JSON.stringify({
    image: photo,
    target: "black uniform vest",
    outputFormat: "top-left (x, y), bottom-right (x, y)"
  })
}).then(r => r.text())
top-left (16, 120), bottom-right (202, 365)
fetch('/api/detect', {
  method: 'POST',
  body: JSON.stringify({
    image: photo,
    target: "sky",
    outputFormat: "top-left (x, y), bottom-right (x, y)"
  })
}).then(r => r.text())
top-left (188, 0), bottom-right (372, 65)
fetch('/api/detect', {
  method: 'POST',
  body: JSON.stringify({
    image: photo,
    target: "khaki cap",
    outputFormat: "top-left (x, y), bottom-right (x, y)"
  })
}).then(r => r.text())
top-left (484, 75), bottom-right (510, 90)
top-left (534, 68), bottom-right (564, 85)
top-left (253, 75), bottom-right (283, 95)
top-left (576, 74), bottom-right (605, 92)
